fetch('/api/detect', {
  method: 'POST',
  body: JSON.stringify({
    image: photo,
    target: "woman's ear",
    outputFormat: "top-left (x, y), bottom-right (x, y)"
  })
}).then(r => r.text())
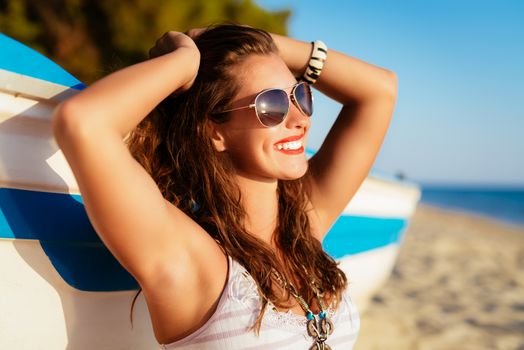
top-left (205, 120), bottom-right (227, 152)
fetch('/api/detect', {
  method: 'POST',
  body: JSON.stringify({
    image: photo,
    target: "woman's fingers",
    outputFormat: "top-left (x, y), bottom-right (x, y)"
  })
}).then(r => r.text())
top-left (148, 46), bottom-right (159, 59)
top-left (149, 31), bottom-right (190, 59)
top-left (185, 28), bottom-right (206, 39)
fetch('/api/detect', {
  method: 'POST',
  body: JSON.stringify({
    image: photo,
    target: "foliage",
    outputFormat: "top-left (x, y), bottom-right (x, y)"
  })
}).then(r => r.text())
top-left (0, 0), bottom-right (290, 83)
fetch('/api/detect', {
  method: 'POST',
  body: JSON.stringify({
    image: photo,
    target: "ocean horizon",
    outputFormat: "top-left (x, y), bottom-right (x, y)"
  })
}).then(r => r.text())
top-left (418, 185), bottom-right (524, 229)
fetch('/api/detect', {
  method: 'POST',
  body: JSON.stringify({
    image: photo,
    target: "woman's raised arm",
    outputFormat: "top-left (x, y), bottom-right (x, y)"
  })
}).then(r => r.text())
top-left (51, 32), bottom-right (207, 283)
top-left (271, 33), bottom-right (398, 238)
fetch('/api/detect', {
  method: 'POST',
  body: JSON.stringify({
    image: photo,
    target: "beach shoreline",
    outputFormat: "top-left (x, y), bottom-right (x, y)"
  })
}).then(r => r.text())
top-left (355, 203), bottom-right (524, 350)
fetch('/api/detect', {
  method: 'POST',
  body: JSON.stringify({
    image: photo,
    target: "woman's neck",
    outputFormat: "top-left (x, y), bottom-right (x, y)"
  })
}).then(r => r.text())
top-left (235, 174), bottom-right (279, 246)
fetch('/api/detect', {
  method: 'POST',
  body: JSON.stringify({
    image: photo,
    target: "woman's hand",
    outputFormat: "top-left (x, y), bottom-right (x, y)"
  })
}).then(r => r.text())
top-left (149, 31), bottom-right (200, 93)
top-left (184, 28), bottom-right (207, 40)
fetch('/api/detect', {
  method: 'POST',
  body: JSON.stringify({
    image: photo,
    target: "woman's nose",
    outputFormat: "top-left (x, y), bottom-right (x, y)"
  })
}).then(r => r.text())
top-left (285, 102), bottom-right (310, 129)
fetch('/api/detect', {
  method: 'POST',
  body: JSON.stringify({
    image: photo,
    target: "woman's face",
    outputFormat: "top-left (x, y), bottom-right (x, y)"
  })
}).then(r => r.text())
top-left (213, 53), bottom-right (311, 182)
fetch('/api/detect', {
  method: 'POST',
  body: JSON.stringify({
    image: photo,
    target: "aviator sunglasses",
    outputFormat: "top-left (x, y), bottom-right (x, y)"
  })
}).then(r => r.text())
top-left (218, 81), bottom-right (313, 127)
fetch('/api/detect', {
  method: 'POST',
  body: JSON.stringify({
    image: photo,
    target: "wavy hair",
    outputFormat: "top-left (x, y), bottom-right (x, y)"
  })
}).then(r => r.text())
top-left (126, 24), bottom-right (348, 334)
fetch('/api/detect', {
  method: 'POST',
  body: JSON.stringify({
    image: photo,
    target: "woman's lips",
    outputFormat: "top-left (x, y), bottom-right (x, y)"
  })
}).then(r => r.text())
top-left (275, 133), bottom-right (304, 144)
top-left (274, 134), bottom-right (305, 154)
top-left (276, 145), bottom-right (304, 154)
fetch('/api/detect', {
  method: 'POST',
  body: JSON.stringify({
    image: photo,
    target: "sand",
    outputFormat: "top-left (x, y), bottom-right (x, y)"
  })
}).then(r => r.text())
top-left (355, 203), bottom-right (524, 350)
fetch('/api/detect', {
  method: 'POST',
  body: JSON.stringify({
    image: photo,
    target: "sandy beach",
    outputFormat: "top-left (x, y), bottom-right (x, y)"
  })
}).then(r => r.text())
top-left (355, 203), bottom-right (524, 350)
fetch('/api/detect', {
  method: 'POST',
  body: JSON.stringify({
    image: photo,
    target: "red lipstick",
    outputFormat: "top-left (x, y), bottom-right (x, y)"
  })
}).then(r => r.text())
top-left (274, 133), bottom-right (305, 154)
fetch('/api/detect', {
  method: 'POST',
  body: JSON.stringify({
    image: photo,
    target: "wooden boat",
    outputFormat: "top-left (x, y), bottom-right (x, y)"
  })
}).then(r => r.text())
top-left (0, 33), bottom-right (421, 349)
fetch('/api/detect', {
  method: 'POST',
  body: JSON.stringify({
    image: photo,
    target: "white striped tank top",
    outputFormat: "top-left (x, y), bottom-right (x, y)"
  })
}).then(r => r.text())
top-left (159, 255), bottom-right (360, 349)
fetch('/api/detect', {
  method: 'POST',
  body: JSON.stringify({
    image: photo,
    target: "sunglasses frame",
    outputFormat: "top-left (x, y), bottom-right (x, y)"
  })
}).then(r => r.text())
top-left (219, 81), bottom-right (313, 127)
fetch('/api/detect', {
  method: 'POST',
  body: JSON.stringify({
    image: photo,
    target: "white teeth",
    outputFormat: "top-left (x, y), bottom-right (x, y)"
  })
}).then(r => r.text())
top-left (276, 140), bottom-right (302, 151)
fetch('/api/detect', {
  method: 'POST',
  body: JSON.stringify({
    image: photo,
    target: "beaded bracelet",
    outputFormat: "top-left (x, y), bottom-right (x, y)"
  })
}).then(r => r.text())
top-left (301, 40), bottom-right (328, 85)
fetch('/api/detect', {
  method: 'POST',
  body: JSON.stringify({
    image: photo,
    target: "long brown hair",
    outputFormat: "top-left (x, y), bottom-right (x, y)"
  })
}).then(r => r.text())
top-left (126, 24), bottom-right (348, 334)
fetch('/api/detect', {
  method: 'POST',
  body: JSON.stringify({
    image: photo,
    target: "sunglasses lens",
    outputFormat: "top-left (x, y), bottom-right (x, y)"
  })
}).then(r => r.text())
top-left (294, 83), bottom-right (313, 116)
top-left (255, 89), bottom-right (289, 127)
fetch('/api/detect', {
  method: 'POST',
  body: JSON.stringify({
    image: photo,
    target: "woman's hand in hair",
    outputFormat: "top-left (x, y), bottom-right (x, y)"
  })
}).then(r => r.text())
top-left (184, 27), bottom-right (207, 40)
top-left (149, 31), bottom-right (198, 59)
top-left (149, 31), bottom-right (200, 92)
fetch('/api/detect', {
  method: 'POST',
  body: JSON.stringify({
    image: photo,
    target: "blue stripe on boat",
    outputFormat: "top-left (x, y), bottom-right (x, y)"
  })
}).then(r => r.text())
top-left (0, 188), bottom-right (138, 291)
top-left (0, 188), bottom-right (407, 291)
top-left (323, 215), bottom-right (406, 258)
top-left (0, 33), bottom-right (85, 90)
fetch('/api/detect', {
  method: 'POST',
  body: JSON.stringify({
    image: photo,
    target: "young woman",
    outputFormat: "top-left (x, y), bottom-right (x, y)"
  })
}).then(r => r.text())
top-left (52, 24), bottom-right (397, 349)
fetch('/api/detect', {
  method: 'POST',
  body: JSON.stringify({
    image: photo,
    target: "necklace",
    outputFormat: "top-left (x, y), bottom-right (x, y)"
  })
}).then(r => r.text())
top-left (272, 270), bottom-right (335, 350)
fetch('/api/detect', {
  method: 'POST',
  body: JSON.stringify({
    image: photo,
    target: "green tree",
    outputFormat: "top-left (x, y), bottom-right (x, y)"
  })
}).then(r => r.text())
top-left (0, 0), bottom-right (290, 83)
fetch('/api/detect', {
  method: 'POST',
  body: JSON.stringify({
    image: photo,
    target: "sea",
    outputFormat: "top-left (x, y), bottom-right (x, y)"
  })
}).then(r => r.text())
top-left (419, 186), bottom-right (524, 229)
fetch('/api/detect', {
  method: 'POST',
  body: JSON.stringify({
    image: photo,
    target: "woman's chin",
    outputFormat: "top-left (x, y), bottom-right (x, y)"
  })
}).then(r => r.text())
top-left (279, 163), bottom-right (309, 180)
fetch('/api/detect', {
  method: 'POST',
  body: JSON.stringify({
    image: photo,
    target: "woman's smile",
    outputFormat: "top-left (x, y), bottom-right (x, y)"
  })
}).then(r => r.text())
top-left (274, 133), bottom-right (305, 154)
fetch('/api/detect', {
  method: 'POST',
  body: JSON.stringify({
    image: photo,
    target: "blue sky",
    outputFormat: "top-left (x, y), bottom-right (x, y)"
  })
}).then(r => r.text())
top-left (257, 0), bottom-right (524, 187)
